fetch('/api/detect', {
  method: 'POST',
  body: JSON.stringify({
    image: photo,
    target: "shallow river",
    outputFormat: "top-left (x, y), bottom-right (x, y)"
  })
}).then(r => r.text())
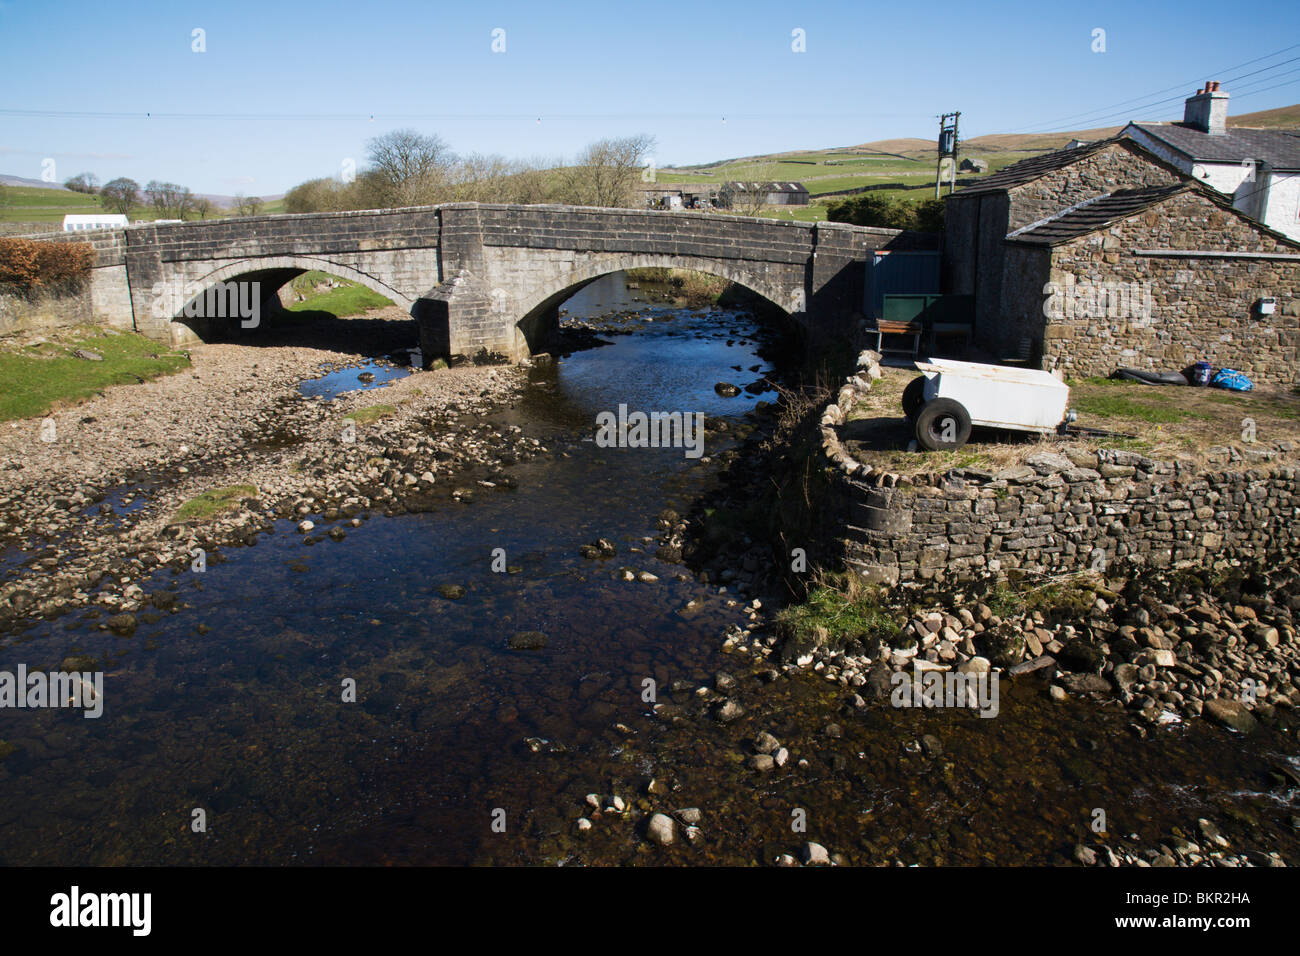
top-left (0, 274), bottom-right (1296, 866)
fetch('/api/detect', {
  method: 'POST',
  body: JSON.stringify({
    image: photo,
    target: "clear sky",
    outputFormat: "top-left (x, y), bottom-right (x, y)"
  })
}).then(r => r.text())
top-left (2, 0), bottom-right (1299, 195)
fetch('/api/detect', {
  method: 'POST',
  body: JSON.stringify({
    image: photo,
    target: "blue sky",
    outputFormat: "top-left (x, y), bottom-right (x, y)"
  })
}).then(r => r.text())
top-left (2, 0), bottom-right (1299, 195)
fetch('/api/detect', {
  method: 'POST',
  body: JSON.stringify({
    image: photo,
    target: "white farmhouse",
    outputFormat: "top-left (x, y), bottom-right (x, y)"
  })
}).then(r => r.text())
top-left (1122, 82), bottom-right (1300, 240)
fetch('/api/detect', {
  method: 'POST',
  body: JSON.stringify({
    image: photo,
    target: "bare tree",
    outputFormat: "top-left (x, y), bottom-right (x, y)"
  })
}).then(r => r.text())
top-left (365, 129), bottom-right (455, 207)
top-left (145, 181), bottom-right (196, 219)
top-left (99, 177), bottom-right (141, 215)
top-left (233, 194), bottom-right (265, 216)
top-left (723, 162), bottom-right (781, 217)
top-left (193, 197), bottom-right (214, 219)
top-left (561, 135), bottom-right (656, 208)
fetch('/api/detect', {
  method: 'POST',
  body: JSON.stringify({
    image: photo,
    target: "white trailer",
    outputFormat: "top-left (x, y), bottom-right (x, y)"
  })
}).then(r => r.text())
top-left (903, 358), bottom-right (1074, 451)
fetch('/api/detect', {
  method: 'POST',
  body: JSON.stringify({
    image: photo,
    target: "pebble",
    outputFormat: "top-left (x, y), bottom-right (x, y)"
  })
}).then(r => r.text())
top-left (647, 813), bottom-right (675, 846)
top-left (801, 842), bottom-right (831, 865)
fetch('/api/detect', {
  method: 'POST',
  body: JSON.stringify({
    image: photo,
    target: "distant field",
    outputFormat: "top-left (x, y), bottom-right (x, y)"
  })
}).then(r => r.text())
top-left (651, 102), bottom-right (1297, 207)
top-left (651, 142), bottom-right (1052, 204)
top-left (0, 184), bottom-right (278, 225)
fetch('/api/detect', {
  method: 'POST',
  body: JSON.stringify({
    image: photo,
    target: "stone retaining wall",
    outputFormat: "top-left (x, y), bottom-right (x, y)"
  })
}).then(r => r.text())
top-left (817, 354), bottom-right (1300, 589)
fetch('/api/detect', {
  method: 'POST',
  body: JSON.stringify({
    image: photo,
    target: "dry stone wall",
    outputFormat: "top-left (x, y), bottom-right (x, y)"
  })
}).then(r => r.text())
top-left (818, 352), bottom-right (1300, 590)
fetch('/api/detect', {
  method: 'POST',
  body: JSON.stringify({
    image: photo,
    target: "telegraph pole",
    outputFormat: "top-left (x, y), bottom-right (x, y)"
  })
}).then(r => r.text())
top-left (936, 111), bottom-right (960, 198)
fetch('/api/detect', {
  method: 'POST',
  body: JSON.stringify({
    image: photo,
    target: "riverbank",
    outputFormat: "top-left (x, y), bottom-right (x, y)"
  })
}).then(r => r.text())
top-left (0, 331), bottom-right (534, 631)
top-left (551, 343), bottom-right (1300, 866)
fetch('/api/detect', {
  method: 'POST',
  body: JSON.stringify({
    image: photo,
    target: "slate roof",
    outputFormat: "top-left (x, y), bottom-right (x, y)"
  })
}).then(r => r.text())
top-left (947, 137), bottom-right (1176, 198)
top-left (1004, 181), bottom-right (1300, 248)
top-left (1125, 123), bottom-right (1300, 170)
top-left (722, 181), bottom-right (809, 193)
top-left (1004, 185), bottom-right (1187, 245)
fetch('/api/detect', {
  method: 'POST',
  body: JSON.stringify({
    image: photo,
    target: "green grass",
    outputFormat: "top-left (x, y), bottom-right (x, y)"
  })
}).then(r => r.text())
top-left (344, 404), bottom-right (395, 425)
top-left (1070, 383), bottom-right (1209, 424)
top-left (170, 485), bottom-right (258, 524)
top-left (0, 329), bottom-right (190, 421)
top-left (0, 184), bottom-right (280, 225)
top-left (0, 185), bottom-right (107, 223)
top-left (286, 271), bottom-right (393, 317)
top-left (775, 578), bottom-right (902, 647)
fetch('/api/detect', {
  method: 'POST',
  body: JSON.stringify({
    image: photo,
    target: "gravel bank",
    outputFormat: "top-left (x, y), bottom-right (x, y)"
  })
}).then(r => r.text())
top-left (0, 340), bottom-right (533, 630)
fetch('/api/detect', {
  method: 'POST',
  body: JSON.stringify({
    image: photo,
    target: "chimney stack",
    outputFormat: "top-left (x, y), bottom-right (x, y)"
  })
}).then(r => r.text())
top-left (1184, 81), bottom-right (1229, 135)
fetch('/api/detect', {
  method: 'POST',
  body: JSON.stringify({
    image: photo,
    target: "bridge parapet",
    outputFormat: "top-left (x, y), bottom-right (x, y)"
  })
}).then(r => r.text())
top-left (13, 202), bottom-right (929, 358)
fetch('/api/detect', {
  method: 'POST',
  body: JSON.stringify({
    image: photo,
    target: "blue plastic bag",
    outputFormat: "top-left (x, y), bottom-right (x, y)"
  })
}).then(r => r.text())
top-left (1211, 368), bottom-right (1253, 392)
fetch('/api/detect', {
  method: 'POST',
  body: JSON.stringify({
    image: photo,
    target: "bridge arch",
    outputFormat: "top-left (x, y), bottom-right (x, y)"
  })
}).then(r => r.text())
top-left (166, 255), bottom-right (415, 344)
top-left (508, 253), bottom-right (801, 358)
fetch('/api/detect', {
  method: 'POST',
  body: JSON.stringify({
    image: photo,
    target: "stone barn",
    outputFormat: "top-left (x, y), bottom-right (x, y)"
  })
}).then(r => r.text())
top-left (997, 182), bottom-right (1300, 383)
top-left (942, 136), bottom-right (1186, 341)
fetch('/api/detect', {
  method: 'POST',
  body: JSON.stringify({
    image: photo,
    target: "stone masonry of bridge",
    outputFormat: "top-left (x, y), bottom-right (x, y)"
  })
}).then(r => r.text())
top-left (24, 203), bottom-right (922, 363)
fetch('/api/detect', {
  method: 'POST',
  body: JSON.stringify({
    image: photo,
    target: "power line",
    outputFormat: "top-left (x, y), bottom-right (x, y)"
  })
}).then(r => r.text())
top-left (1013, 56), bottom-right (1300, 136)
top-left (0, 108), bottom-right (917, 122)
top-left (986, 43), bottom-right (1300, 137)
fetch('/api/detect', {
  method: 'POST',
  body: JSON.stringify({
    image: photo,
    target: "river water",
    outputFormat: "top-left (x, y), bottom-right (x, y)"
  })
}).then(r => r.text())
top-left (0, 273), bottom-right (1296, 866)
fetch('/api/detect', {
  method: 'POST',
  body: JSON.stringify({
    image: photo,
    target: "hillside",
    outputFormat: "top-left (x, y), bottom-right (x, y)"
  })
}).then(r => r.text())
top-left (3, 102), bottom-right (1294, 228)
top-left (650, 102), bottom-right (1298, 222)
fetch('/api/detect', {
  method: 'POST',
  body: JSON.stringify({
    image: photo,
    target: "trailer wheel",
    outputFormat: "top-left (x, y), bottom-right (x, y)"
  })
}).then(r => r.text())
top-left (915, 398), bottom-right (972, 451)
top-left (902, 375), bottom-right (926, 421)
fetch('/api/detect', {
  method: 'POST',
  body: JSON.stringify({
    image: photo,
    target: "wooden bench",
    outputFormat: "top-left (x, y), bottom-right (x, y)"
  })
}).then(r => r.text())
top-left (868, 319), bottom-right (923, 358)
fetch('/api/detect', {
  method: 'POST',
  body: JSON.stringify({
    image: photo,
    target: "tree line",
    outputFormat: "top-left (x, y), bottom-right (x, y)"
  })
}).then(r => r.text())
top-left (57, 171), bottom-right (265, 220)
top-left (40, 130), bottom-right (657, 221)
top-left (284, 130), bottom-right (655, 213)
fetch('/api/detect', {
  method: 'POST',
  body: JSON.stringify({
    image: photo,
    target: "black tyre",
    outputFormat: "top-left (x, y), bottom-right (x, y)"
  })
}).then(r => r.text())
top-left (915, 398), bottom-right (972, 451)
top-left (902, 375), bottom-right (927, 421)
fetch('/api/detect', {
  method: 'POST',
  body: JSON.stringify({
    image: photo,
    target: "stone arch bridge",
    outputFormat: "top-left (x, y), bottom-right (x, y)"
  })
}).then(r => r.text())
top-left (39, 202), bottom-right (919, 364)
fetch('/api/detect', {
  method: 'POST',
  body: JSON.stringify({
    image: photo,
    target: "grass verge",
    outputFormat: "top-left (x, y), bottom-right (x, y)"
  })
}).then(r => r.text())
top-left (0, 329), bottom-right (190, 421)
top-left (286, 272), bottom-right (392, 317)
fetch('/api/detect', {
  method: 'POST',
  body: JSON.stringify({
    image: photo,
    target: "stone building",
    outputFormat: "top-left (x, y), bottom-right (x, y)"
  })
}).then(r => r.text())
top-left (1121, 82), bottom-right (1300, 241)
top-left (942, 134), bottom-right (1300, 385)
top-left (942, 137), bottom-right (1185, 343)
top-left (1000, 182), bottom-right (1300, 382)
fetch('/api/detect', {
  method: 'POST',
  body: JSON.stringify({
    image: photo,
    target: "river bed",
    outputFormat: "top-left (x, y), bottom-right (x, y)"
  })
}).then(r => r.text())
top-left (0, 273), bottom-right (1296, 866)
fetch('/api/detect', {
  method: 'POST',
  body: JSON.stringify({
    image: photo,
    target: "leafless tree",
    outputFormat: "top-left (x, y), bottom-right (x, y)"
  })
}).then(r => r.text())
top-left (234, 194), bottom-right (265, 216)
top-left (64, 172), bottom-right (99, 194)
top-left (365, 128), bottom-right (455, 207)
top-left (723, 163), bottom-right (781, 217)
top-left (561, 134), bottom-right (656, 207)
top-left (144, 180), bottom-right (196, 219)
top-left (193, 197), bottom-right (215, 219)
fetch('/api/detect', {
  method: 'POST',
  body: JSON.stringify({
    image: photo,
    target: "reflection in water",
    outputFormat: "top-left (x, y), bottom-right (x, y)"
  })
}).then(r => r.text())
top-left (300, 358), bottom-right (411, 401)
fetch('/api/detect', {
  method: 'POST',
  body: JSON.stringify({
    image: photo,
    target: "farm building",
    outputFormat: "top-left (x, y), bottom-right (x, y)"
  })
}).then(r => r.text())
top-left (719, 181), bottom-right (810, 208)
top-left (635, 182), bottom-right (719, 209)
top-left (62, 214), bottom-right (128, 231)
top-left (942, 136), bottom-right (1300, 385)
top-left (998, 182), bottom-right (1300, 383)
